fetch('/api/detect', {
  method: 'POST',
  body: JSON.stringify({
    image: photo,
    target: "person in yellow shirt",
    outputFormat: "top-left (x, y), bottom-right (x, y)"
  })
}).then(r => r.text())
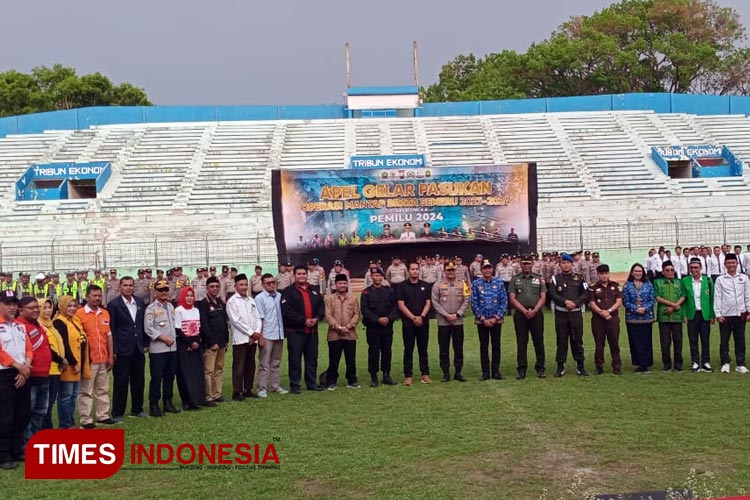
top-left (37, 299), bottom-right (66, 429)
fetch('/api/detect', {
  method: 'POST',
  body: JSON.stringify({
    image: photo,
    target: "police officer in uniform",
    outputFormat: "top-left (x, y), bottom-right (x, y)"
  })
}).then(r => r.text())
top-left (32, 272), bottom-right (50, 300)
top-left (587, 264), bottom-right (623, 375)
top-left (548, 253), bottom-right (589, 377)
top-left (275, 263), bottom-right (293, 292)
top-left (250, 266), bottom-right (264, 298)
top-left (431, 261), bottom-right (470, 382)
top-left (92, 270), bottom-right (106, 293)
top-left (144, 279), bottom-right (179, 416)
top-left (134, 269), bottom-right (152, 305)
top-left (104, 269), bottom-right (119, 305)
top-left (144, 269), bottom-right (155, 304)
top-left (385, 256), bottom-right (408, 286)
top-left (419, 255), bottom-right (441, 285)
top-left (509, 255), bottom-right (547, 379)
top-left (61, 271), bottom-right (78, 302)
top-left (192, 267), bottom-right (208, 301)
top-left (495, 254), bottom-right (515, 315)
top-left (15, 273), bottom-right (32, 299)
top-left (78, 270), bottom-right (90, 305)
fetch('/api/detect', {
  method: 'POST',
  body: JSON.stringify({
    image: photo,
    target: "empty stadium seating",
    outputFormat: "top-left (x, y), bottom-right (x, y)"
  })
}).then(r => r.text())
top-left (1, 109), bottom-right (750, 264)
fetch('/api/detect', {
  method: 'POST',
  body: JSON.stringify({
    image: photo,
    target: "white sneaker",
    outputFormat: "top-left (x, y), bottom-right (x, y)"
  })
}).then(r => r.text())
top-left (736, 366), bottom-right (749, 374)
top-left (257, 389), bottom-right (268, 398)
top-left (702, 363), bottom-right (713, 373)
top-left (691, 362), bottom-right (700, 372)
top-left (721, 363), bottom-right (730, 373)
top-left (276, 387), bottom-right (289, 395)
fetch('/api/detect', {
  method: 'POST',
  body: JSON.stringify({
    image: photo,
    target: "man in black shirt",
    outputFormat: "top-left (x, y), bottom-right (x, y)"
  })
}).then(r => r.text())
top-left (197, 277), bottom-right (229, 404)
top-left (396, 262), bottom-right (433, 385)
top-left (360, 268), bottom-right (399, 387)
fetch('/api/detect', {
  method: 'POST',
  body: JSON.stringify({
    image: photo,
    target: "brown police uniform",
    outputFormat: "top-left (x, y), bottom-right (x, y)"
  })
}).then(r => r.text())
top-left (431, 267), bottom-right (470, 379)
top-left (588, 280), bottom-right (622, 373)
top-left (134, 276), bottom-right (152, 305)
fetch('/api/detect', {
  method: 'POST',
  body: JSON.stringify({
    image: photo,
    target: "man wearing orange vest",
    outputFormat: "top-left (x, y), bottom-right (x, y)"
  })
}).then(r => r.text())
top-left (75, 284), bottom-right (115, 428)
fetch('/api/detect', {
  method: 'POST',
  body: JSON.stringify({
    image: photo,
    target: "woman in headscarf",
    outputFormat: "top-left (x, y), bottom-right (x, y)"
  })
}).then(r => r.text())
top-left (174, 287), bottom-right (208, 410)
top-left (53, 295), bottom-right (90, 428)
top-left (38, 298), bottom-right (66, 429)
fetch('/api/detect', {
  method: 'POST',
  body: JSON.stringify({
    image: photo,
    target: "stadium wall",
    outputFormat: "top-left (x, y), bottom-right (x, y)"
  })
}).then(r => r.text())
top-left (2, 93), bottom-right (750, 138)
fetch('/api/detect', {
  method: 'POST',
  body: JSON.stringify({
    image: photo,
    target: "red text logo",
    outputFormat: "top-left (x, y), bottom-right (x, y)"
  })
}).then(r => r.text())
top-left (26, 429), bottom-right (125, 479)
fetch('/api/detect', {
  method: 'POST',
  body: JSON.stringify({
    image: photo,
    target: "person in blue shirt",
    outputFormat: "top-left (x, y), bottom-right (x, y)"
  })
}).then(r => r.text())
top-left (622, 263), bottom-right (656, 373)
top-left (471, 259), bottom-right (508, 381)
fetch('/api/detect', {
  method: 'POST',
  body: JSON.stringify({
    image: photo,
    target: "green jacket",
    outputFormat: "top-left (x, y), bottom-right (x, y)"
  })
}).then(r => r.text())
top-left (653, 277), bottom-right (686, 322)
top-left (681, 275), bottom-right (714, 321)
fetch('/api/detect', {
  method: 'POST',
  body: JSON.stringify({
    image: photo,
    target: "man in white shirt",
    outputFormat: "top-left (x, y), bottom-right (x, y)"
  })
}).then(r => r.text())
top-left (673, 246), bottom-right (688, 279)
top-left (709, 246), bottom-right (722, 281)
top-left (713, 253), bottom-right (750, 374)
top-left (399, 222), bottom-right (416, 240)
top-left (648, 247), bottom-right (665, 279)
top-left (227, 274), bottom-right (263, 400)
top-left (742, 245), bottom-right (750, 278)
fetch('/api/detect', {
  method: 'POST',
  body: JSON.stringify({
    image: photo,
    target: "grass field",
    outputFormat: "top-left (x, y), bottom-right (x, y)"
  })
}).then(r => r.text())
top-left (6, 310), bottom-right (750, 499)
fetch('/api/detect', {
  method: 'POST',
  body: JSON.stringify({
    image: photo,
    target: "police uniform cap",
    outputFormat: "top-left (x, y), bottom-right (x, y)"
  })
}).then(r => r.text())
top-left (369, 260), bottom-right (378, 265)
top-left (154, 279), bottom-right (170, 291)
top-left (383, 224), bottom-right (391, 229)
top-left (403, 223), bottom-right (412, 228)
top-left (370, 267), bottom-right (384, 276)
top-left (109, 269), bottom-right (117, 274)
top-left (231, 267), bottom-right (239, 272)
top-left (222, 265), bottom-right (230, 272)
top-left (423, 222), bottom-right (431, 228)
top-left (501, 253), bottom-right (509, 259)
top-left (444, 261), bottom-right (457, 271)
top-left (596, 264), bottom-right (609, 273)
top-left (335, 273), bottom-right (348, 283)
top-left (157, 269), bottom-right (164, 274)
top-left (592, 252), bottom-right (600, 257)
top-left (334, 260), bottom-right (343, 266)
top-left (137, 269), bottom-right (144, 274)
top-left (0, 290), bottom-right (18, 303)
top-left (481, 259), bottom-right (493, 269)
top-left (209, 266), bottom-right (216, 271)
top-left (520, 255), bottom-right (532, 264)
top-left (561, 253), bottom-right (574, 263)
top-left (584, 251), bottom-right (591, 256)
top-left (145, 269), bottom-right (152, 273)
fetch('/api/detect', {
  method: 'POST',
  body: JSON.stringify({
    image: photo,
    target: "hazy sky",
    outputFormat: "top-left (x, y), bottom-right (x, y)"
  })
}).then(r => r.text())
top-left (2, 0), bottom-right (747, 105)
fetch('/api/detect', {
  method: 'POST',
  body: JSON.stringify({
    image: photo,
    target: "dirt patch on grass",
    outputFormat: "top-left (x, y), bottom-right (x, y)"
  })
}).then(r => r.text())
top-left (296, 478), bottom-right (328, 498)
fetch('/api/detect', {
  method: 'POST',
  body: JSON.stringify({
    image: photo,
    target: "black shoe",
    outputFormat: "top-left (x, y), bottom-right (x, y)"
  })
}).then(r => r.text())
top-left (307, 386), bottom-right (324, 392)
top-left (662, 365), bottom-right (672, 372)
top-left (291, 387), bottom-right (301, 395)
top-left (149, 404), bottom-right (163, 417)
top-left (163, 400), bottom-right (180, 414)
top-left (516, 369), bottom-right (526, 380)
top-left (370, 375), bottom-right (379, 388)
top-left (81, 422), bottom-right (97, 429)
top-left (441, 372), bottom-right (451, 382)
top-left (537, 371), bottom-right (546, 379)
top-left (97, 418), bottom-right (116, 425)
top-left (554, 365), bottom-right (565, 378)
top-left (577, 366), bottom-right (589, 377)
top-left (0, 461), bottom-right (17, 470)
top-left (595, 366), bottom-right (604, 375)
top-left (232, 393), bottom-right (246, 402)
top-left (244, 391), bottom-right (260, 398)
top-left (613, 369), bottom-right (622, 375)
top-left (674, 366), bottom-right (683, 372)
top-left (454, 373), bottom-right (467, 382)
top-left (215, 396), bottom-right (226, 403)
top-left (202, 400), bottom-right (218, 408)
top-left (492, 372), bottom-right (504, 380)
top-left (480, 372), bottom-right (490, 381)
top-left (382, 373), bottom-right (396, 385)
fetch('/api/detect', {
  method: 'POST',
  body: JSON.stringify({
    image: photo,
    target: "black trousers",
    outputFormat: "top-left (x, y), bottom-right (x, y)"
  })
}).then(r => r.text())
top-left (658, 322), bottom-right (684, 370)
top-left (514, 311), bottom-right (545, 372)
top-left (112, 352), bottom-right (145, 417)
top-left (327, 340), bottom-right (357, 385)
top-left (503, 282), bottom-right (512, 315)
top-left (149, 352), bottom-right (177, 404)
top-left (687, 315), bottom-right (711, 365)
top-left (626, 322), bottom-right (654, 368)
top-left (719, 316), bottom-right (746, 366)
top-left (554, 311), bottom-right (584, 364)
top-left (366, 328), bottom-right (393, 375)
top-left (0, 370), bottom-right (31, 464)
top-left (592, 315), bottom-right (621, 371)
top-left (232, 343), bottom-right (257, 395)
top-left (402, 321), bottom-right (430, 377)
top-left (478, 323), bottom-right (502, 375)
top-left (438, 324), bottom-right (464, 374)
top-left (287, 331), bottom-right (319, 390)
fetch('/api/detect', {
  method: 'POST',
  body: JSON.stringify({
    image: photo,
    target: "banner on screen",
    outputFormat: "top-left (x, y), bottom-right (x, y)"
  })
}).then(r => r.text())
top-left (271, 164), bottom-right (537, 266)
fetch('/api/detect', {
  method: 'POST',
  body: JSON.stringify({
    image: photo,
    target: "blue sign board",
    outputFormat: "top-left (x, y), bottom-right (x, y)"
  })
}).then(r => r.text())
top-left (350, 154), bottom-right (427, 169)
top-left (16, 161), bottom-right (112, 201)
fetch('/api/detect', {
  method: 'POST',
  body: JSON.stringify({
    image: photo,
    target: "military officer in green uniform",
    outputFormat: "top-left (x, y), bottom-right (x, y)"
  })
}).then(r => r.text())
top-left (509, 255), bottom-right (547, 379)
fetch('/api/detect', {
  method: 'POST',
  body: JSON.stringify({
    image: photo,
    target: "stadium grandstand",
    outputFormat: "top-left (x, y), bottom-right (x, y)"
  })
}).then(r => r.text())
top-left (1, 90), bottom-right (750, 272)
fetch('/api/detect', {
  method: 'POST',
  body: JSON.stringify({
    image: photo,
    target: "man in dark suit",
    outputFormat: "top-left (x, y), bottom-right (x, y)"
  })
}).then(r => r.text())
top-left (107, 276), bottom-right (147, 422)
top-left (281, 265), bottom-right (325, 394)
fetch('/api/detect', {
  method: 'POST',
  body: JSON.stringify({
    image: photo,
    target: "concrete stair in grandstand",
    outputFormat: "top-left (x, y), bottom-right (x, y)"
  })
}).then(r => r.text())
top-left (693, 115), bottom-right (750, 166)
top-left (488, 115), bottom-right (589, 199)
top-left (422, 117), bottom-right (496, 166)
top-left (0, 131), bottom-right (70, 203)
top-left (279, 121), bottom-right (345, 169)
